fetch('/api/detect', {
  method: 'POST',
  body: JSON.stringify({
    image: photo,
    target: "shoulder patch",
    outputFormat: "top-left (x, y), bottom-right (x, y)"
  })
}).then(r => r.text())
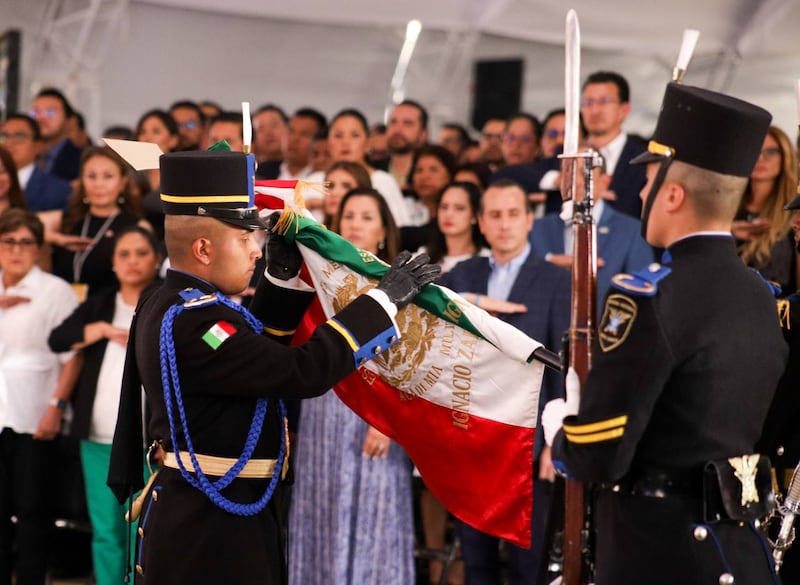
top-left (610, 263), bottom-right (672, 297)
top-left (202, 321), bottom-right (237, 350)
top-left (598, 294), bottom-right (637, 352)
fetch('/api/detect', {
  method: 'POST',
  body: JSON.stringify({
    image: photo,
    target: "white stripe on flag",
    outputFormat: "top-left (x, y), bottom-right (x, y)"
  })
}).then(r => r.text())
top-left (300, 245), bottom-right (542, 429)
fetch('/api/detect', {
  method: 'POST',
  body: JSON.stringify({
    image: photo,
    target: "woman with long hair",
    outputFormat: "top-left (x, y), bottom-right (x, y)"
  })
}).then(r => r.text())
top-left (407, 144), bottom-right (457, 226)
top-left (48, 226), bottom-right (160, 585)
top-left (51, 146), bottom-right (151, 298)
top-left (0, 146), bottom-right (27, 214)
top-left (732, 125), bottom-right (798, 292)
top-left (290, 187), bottom-right (413, 584)
top-left (326, 109), bottom-right (410, 227)
top-left (136, 109), bottom-right (179, 240)
top-left (322, 160), bottom-right (372, 229)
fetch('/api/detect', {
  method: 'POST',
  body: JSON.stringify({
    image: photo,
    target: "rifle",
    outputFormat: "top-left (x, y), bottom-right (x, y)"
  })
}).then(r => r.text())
top-left (554, 11), bottom-right (599, 585)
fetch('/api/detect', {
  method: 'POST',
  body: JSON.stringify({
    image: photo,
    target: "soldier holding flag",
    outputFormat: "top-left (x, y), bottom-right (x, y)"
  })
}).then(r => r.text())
top-left (542, 82), bottom-right (787, 584)
top-left (106, 147), bottom-right (439, 584)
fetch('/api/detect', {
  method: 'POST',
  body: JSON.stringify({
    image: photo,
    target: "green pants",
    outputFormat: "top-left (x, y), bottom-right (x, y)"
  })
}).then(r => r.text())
top-left (80, 440), bottom-right (149, 585)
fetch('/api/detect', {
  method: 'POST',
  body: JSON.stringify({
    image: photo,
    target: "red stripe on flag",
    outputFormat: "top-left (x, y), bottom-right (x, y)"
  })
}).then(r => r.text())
top-left (255, 180), bottom-right (299, 189)
top-left (254, 193), bottom-right (289, 212)
top-left (216, 321), bottom-right (237, 335)
top-left (293, 298), bottom-right (534, 547)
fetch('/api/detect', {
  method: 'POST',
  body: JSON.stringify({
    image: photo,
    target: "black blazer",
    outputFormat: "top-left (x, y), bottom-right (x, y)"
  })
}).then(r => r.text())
top-left (48, 139), bottom-right (84, 183)
top-left (48, 288), bottom-right (118, 440)
top-left (607, 135), bottom-right (647, 219)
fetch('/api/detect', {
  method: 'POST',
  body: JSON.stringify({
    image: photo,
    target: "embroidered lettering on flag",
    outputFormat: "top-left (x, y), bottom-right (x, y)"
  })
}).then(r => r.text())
top-left (202, 321), bottom-right (236, 350)
top-left (257, 206), bottom-right (549, 549)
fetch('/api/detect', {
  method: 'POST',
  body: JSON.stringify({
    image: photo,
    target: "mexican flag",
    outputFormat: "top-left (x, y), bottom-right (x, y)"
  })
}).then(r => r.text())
top-left (259, 191), bottom-right (545, 547)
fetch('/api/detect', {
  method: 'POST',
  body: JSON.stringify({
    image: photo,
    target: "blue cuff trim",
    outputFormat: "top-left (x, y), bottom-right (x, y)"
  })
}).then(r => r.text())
top-left (352, 326), bottom-right (400, 368)
top-left (552, 458), bottom-right (574, 480)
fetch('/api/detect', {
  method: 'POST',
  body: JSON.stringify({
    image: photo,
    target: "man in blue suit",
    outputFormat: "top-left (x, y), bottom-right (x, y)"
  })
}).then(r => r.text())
top-left (530, 160), bottom-right (654, 314)
top-left (1, 114), bottom-right (72, 212)
top-left (581, 71), bottom-right (647, 219)
top-left (438, 178), bottom-right (570, 585)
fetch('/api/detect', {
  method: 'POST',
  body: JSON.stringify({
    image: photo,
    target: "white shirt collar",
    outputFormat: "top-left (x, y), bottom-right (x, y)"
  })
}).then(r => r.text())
top-left (598, 132), bottom-right (627, 176)
top-left (17, 163), bottom-right (34, 189)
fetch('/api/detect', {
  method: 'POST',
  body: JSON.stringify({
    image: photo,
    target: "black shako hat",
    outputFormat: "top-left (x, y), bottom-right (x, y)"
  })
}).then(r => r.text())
top-left (631, 82), bottom-right (772, 177)
top-left (159, 150), bottom-right (265, 230)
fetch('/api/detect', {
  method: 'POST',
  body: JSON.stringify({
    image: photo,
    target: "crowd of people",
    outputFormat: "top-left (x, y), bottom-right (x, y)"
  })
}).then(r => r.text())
top-left (0, 68), bottom-right (798, 585)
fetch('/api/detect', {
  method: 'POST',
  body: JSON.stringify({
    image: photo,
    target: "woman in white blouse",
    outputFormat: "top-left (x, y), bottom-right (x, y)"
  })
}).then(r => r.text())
top-left (0, 209), bottom-right (79, 585)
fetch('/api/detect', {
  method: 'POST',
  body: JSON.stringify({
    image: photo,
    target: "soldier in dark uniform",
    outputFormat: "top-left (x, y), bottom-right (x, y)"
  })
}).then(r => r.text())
top-left (758, 189), bottom-right (800, 582)
top-left (542, 83), bottom-right (789, 584)
top-left (107, 149), bottom-right (439, 584)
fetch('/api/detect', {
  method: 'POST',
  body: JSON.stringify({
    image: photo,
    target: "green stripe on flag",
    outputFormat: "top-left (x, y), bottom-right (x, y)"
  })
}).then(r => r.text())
top-left (284, 215), bottom-right (485, 340)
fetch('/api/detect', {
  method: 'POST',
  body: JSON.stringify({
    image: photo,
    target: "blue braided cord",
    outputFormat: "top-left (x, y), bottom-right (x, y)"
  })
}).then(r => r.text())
top-left (158, 293), bottom-right (287, 516)
top-left (174, 294), bottom-right (269, 490)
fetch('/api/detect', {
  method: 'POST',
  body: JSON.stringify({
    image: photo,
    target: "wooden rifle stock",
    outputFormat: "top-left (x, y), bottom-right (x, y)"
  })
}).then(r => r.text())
top-left (561, 152), bottom-right (600, 585)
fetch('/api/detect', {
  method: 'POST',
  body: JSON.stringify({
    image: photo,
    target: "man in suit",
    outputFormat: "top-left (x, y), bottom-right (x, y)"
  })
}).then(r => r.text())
top-left (530, 157), bottom-right (653, 313)
top-left (1, 114), bottom-right (72, 212)
top-left (581, 71), bottom-right (647, 219)
top-left (438, 178), bottom-right (570, 585)
top-left (29, 88), bottom-right (84, 183)
top-left (543, 82), bottom-right (786, 585)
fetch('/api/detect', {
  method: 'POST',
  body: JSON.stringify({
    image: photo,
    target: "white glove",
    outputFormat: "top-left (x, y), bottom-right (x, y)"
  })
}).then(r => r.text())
top-left (541, 367), bottom-right (581, 446)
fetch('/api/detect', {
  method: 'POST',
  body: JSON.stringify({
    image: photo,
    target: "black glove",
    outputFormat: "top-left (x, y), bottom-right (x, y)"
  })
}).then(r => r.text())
top-left (376, 251), bottom-right (441, 308)
top-left (265, 212), bottom-right (302, 281)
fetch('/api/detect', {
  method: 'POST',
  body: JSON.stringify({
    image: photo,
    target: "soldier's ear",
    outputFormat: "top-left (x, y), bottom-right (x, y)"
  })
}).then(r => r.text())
top-left (192, 236), bottom-right (213, 265)
top-left (662, 181), bottom-right (686, 213)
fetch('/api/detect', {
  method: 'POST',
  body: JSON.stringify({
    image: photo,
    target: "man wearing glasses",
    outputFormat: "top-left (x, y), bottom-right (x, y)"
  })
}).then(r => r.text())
top-left (580, 71), bottom-right (647, 219)
top-left (479, 118), bottom-right (507, 172)
top-left (28, 87), bottom-right (84, 182)
top-left (169, 100), bottom-right (206, 151)
top-left (0, 209), bottom-right (79, 585)
top-left (0, 114), bottom-right (71, 213)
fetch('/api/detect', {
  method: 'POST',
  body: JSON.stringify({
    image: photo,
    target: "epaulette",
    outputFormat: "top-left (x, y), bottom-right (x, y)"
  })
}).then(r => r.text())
top-left (748, 268), bottom-right (782, 298)
top-left (179, 288), bottom-right (220, 309)
top-left (610, 263), bottom-right (672, 297)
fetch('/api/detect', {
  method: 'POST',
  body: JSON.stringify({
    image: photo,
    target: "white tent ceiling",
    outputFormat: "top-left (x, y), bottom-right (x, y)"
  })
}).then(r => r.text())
top-left (2, 0), bottom-right (799, 139)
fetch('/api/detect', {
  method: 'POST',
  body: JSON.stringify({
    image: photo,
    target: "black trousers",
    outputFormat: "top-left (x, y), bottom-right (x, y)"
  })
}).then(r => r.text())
top-left (0, 427), bottom-right (55, 585)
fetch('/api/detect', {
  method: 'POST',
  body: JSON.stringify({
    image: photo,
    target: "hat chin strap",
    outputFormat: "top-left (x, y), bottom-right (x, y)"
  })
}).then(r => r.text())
top-left (640, 157), bottom-right (674, 240)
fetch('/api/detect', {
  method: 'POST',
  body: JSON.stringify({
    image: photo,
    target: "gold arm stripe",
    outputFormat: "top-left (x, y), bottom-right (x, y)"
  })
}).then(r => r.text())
top-left (647, 140), bottom-right (675, 157)
top-left (326, 318), bottom-right (359, 351)
top-left (160, 193), bottom-right (250, 204)
top-left (563, 415), bottom-right (628, 435)
top-left (566, 427), bottom-right (625, 444)
top-left (263, 326), bottom-right (296, 337)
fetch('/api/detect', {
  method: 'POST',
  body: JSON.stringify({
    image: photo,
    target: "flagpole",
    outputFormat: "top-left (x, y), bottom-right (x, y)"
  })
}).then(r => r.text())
top-left (242, 101), bottom-right (252, 154)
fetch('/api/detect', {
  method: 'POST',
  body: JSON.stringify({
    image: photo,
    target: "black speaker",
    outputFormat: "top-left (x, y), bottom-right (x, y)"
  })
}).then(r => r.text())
top-left (471, 58), bottom-right (523, 130)
top-left (0, 29), bottom-right (21, 118)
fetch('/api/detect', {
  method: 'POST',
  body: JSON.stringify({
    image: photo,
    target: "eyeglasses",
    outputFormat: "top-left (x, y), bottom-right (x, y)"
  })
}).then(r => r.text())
top-left (580, 97), bottom-right (620, 108)
top-left (481, 132), bottom-right (503, 141)
top-left (0, 132), bottom-right (34, 144)
top-left (544, 129), bottom-right (565, 139)
top-left (178, 121), bottom-right (199, 130)
top-left (28, 108), bottom-right (59, 119)
top-left (0, 237), bottom-right (38, 251)
top-left (503, 133), bottom-right (534, 144)
top-left (759, 147), bottom-right (781, 158)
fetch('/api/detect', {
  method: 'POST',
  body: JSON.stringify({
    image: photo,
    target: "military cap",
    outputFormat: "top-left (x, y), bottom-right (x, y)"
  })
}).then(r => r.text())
top-left (631, 82), bottom-right (771, 177)
top-left (159, 150), bottom-right (265, 230)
